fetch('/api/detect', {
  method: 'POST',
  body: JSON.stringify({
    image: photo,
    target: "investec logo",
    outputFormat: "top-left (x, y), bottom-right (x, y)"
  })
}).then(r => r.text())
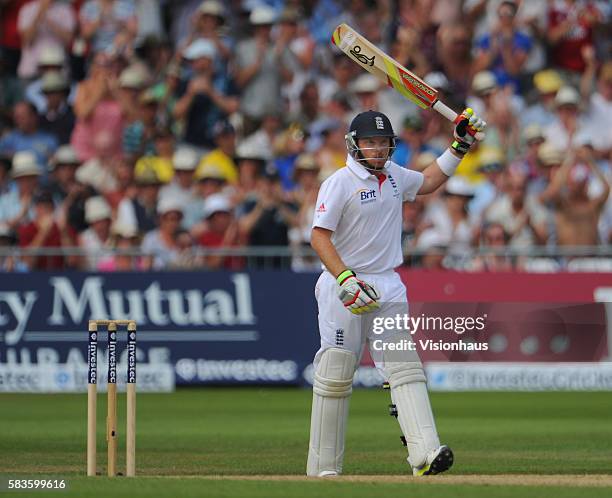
top-left (358, 189), bottom-right (376, 204)
top-left (127, 339), bottom-right (136, 383)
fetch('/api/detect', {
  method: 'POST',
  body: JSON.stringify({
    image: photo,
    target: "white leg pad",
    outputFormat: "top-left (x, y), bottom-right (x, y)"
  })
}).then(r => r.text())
top-left (386, 362), bottom-right (441, 468)
top-left (306, 348), bottom-right (356, 477)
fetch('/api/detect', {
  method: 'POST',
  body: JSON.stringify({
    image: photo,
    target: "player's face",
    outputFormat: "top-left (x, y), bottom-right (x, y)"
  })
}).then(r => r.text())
top-left (357, 136), bottom-right (391, 170)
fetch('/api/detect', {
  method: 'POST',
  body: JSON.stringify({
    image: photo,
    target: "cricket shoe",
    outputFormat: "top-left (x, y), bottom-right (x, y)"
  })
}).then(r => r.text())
top-left (412, 445), bottom-right (454, 476)
top-left (317, 471), bottom-right (339, 477)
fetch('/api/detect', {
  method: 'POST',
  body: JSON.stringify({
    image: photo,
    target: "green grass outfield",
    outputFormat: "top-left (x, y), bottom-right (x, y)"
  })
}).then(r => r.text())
top-left (1, 389), bottom-right (611, 497)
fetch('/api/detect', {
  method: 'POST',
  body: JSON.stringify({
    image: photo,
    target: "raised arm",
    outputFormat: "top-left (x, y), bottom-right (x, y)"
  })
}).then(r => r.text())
top-left (418, 108), bottom-right (486, 195)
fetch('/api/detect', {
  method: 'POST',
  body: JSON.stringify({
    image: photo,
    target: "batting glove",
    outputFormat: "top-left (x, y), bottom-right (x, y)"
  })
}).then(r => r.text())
top-left (336, 269), bottom-right (380, 314)
top-left (451, 108), bottom-right (486, 156)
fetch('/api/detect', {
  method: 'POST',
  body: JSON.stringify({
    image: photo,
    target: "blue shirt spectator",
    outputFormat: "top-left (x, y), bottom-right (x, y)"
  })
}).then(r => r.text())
top-left (80, 0), bottom-right (138, 54)
top-left (0, 102), bottom-right (57, 170)
top-left (475, 31), bottom-right (532, 91)
top-left (473, 1), bottom-right (532, 93)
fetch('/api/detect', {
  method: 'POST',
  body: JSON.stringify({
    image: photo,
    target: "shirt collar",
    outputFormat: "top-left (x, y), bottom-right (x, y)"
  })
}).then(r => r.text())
top-left (346, 154), bottom-right (389, 180)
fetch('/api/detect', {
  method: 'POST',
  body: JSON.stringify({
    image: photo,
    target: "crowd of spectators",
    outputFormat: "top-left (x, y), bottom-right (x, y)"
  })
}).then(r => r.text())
top-left (0, 0), bottom-right (610, 272)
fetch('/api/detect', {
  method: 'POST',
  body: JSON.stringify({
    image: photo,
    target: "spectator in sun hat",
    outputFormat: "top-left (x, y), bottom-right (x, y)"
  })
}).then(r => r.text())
top-left (75, 130), bottom-right (122, 194)
top-left (184, 162), bottom-right (229, 234)
top-left (415, 229), bottom-right (450, 270)
top-left (470, 222), bottom-right (514, 272)
top-left (544, 86), bottom-right (588, 151)
top-left (175, 38), bottom-right (239, 150)
top-left (237, 165), bottom-right (299, 268)
top-left (47, 144), bottom-right (81, 203)
top-left (484, 166), bottom-right (549, 247)
top-left (233, 5), bottom-right (295, 133)
top-left (117, 65), bottom-right (150, 124)
top-left (122, 88), bottom-right (160, 161)
top-left (198, 192), bottom-right (244, 270)
top-left (583, 60), bottom-right (612, 154)
top-left (17, 0), bottom-right (76, 79)
top-left (25, 45), bottom-right (76, 114)
top-left (38, 71), bottom-right (75, 145)
top-left (350, 74), bottom-right (380, 115)
top-left (231, 141), bottom-right (268, 205)
top-left (422, 176), bottom-right (476, 256)
top-left (141, 194), bottom-right (185, 270)
top-left (80, 195), bottom-right (113, 270)
top-left (521, 69), bottom-right (564, 127)
top-left (288, 152), bottom-right (321, 271)
top-left (516, 124), bottom-right (546, 178)
top-left (184, 1), bottom-right (231, 66)
top-left (470, 147), bottom-right (507, 220)
top-left (466, 70), bottom-right (522, 155)
top-left (0, 151), bottom-right (41, 227)
top-left (96, 221), bottom-right (144, 272)
top-left (117, 163), bottom-right (163, 235)
top-left (289, 152), bottom-right (320, 206)
top-left (159, 146), bottom-right (199, 207)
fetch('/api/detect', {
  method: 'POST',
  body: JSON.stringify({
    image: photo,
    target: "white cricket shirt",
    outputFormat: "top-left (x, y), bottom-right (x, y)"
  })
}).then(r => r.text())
top-left (312, 154), bottom-right (424, 273)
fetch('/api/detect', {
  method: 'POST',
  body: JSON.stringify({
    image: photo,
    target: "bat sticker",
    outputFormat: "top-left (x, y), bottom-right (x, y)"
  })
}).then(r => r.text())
top-left (350, 45), bottom-right (375, 67)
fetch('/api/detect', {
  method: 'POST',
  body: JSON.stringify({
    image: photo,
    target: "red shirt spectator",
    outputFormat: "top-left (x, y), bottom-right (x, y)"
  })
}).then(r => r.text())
top-left (198, 194), bottom-right (244, 270)
top-left (0, 0), bottom-right (27, 73)
top-left (547, 0), bottom-right (602, 73)
top-left (18, 190), bottom-right (77, 270)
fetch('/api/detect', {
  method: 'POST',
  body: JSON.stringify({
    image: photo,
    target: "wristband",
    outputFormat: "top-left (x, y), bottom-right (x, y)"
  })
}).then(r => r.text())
top-left (436, 148), bottom-right (462, 176)
top-left (451, 140), bottom-right (471, 156)
top-left (337, 269), bottom-right (356, 285)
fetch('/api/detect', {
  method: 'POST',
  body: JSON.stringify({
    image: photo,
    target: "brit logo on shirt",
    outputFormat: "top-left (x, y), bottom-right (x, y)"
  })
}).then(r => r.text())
top-left (358, 189), bottom-right (376, 204)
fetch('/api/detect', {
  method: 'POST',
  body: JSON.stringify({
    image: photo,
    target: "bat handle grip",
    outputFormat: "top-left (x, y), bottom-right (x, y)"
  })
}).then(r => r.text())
top-left (432, 100), bottom-right (485, 141)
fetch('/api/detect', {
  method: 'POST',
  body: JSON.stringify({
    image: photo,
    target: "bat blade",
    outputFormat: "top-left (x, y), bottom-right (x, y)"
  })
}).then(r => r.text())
top-left (332, 23), bottom-right (485, 140)
top-left (331, 23), bottom-right (438, 110)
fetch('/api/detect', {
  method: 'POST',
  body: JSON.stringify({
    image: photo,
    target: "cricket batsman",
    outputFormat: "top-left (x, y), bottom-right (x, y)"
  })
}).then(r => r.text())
top-left (306, 108), bottom-right (486, 477)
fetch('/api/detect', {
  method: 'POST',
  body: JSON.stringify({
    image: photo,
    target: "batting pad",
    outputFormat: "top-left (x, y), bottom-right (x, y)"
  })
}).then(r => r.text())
top-left (307, 348), bottom-right (356, 477)
top-left (387, 362), bottom-right (441, 468)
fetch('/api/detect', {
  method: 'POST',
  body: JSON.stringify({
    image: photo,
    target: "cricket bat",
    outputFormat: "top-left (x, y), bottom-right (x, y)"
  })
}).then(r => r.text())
top-left (332, 23), bottom-right (484, 139)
